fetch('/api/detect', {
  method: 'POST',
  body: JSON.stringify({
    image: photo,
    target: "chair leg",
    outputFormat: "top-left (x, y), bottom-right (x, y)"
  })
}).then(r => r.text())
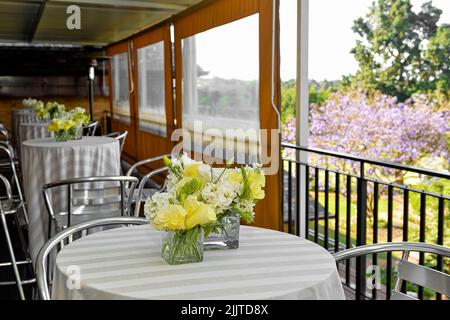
top-left (11, 165), bottom-right (29, 225)
top-left (12, 211), bottom-right (31, 266)
top-left (0, 212), bottom-right (26, 300)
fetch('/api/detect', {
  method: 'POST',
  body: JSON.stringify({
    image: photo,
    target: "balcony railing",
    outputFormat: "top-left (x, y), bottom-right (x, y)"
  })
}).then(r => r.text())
top-left (281, 143), bottom-right (449, 300)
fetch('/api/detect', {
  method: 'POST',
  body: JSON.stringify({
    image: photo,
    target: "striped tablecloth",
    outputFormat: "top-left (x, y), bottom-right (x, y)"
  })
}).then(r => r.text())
top-left (17, 122), bottom-right (53, 157)
top-left (21, 137), bottom-right (121, 264)
top-left (11, 109), bottom-right (42, 153)
top-left (52, 225), bottom-right (345, 300)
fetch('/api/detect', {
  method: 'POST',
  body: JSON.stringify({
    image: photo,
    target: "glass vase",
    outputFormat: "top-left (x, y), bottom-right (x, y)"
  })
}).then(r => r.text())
top-left (54, 125), bottom-right (83, 142)
top-left (204, 211), bottom-right (240, 250)
top-left (67, 125), bottom-right (83, 140)
top-left (161, 227), bottom-right (204, 265)
top-left (55, 130), bottom-right (69, 142)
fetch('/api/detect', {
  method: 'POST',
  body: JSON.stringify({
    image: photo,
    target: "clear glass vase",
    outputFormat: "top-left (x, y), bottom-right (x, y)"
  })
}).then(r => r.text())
top-left (161, 228), bottom-right (204, 265)
top-left (204, 211), bottom-right (240, 250)
top-left (54, 125), bottom-right (83, 142)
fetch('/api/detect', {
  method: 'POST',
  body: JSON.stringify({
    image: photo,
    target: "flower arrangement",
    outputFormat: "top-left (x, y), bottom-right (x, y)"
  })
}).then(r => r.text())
top-left (36, 102), bottom-right (66, 120)
top-left (22, 98), bottom-right (43, 111)
top-left (144, 154), bottom-right (265, 263)
top-left (47, 107), bottom-right (90, 141)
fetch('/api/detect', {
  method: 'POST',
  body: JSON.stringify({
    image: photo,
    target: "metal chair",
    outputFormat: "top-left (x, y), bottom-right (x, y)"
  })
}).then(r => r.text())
top-left (105, 131), bottom-right (128, 156)
top-left (0, 142), bottom-right (28, 224)
top-left (0, 127), bottom-right (10, 143)
top-left (35, 216), bottom-right (148, 300)
top-left (0, 174), bottom-right (35, 300)
top-left (333, 242), bottom-right (450, 300)
top-left (42, 176), bottom-right (139, 239)
top-left (126, 154), bottom-right (173, 216)
top-left (82, 120), bottom-right (98, 136)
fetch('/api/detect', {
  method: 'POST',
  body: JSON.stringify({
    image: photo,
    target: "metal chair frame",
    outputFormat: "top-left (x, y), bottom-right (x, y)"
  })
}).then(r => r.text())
top-left (125, 154), bottom-right (173, 217)
top-left (105, 131), bottom-right (128, 155)
top-left (0, 142), bottom-right (28, 223)
top-left (333, 242), bottom-right (450, 300)
top-left (0, 174), bottom-right (35, 300)
top-left (83, 120), bottom-right (98, 136)
top-left (133, 167), bottom-right (169, 217)
top-left (42, 176), bottom-right (139, 239)
top-left (35, 216), bottom-right (148, 300)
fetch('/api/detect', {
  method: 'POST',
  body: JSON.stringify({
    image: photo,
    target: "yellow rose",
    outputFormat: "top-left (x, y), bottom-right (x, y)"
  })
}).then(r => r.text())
top-left (152, 204), bottom-right (187, 231)
top-left (226, 170), bottom-right (243, 185)
top-left (248, 170), bottom-right (266, 200)
top-left (62, 119), bottom-right (76, 132)
top-left (48, 119), bottom-right (62, 132)
top-left (183, 163), bottom-right (200, 177)
top-left (184, 195), bottom-right (216, 229)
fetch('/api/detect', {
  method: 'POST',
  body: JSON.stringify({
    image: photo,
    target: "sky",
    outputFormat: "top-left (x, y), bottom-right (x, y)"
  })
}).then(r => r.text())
top-left (191, 0), bottom-right (449, 82)
top-left (280, 0), bottom-right (450, 81)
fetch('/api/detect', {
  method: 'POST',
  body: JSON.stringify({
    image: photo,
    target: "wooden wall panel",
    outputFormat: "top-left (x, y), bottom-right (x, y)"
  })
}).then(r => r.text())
top-left (0, 96), bottom-right (109, 132)
top-left (174, 0), bottom-right (281, 231)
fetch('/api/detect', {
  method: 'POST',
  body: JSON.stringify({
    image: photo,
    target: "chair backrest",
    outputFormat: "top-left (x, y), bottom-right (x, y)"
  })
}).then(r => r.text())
top-left (333, 242), bottom-right (450, 300)
top-left (0, 142), bottom-right (23, 197)
top-left (133, 167), bottom-right (169, 217)
top-left (42, 176), bottom-right (139, 232)
top-left (82, 120), bottom-right (98, 136)
top-left (35, 216), bottom-right (148, 300)
top-left (0, 172), bottom-right (13, 209)
top-left (105, 131), bottom-right (128, 155)
top-left (0, 128), bottom-right (9, 143)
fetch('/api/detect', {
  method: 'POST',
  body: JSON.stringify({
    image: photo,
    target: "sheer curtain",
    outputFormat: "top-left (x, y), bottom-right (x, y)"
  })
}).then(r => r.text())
top-left (111, 52), bottom-right (131, 124)
top-left (181, 14), bottom-right (261, 163)
top-left (137, 41), bottom-right (167, 137)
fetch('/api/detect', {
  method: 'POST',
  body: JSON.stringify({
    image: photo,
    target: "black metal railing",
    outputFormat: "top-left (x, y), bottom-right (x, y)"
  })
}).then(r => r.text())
top-left (281, 143), bottom-right (449, 300)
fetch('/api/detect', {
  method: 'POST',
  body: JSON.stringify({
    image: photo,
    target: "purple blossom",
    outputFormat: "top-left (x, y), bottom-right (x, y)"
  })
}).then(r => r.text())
top-left (282, 90), bottom-right (450, 183)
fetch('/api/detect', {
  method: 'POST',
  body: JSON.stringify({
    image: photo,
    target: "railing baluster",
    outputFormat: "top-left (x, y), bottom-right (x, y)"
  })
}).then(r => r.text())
top-left (436, 197), bottom-right (444, 301)
top-left (345, 175), bottom-right (351, 286)
top-left (372, 182), bottom-right (379, 300)
top-left (295, 162), bottom-right (300, 236)
top-left (356, 162), bottom-right (367, 300)
top-left (324, 170), bottom-right (329, 250)
top-left (402, 189), bottom-right (409, 294)
top-left (314, 168), bottom-right (319, 244)
top-left (305, 166), bottom-right (310, 240)
top-left (288, 161), bottom-right (292, 234)
top-left (334, 173), bottom-right (340, 254)
top-left (280, 144), bottom-right (450, 301)
top-left (418, 193), bottom-right (426, 300)
top-left (386, 185), bottom-right (393, 300)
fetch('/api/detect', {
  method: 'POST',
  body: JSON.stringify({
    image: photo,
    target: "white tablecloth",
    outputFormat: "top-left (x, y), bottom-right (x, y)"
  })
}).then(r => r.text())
top-left (11, 109), bottom-right (42, 152)
top-left (17, 122), bottom-right (53, 157)
top-left (21, 137), bottom-right (121, 263)
top-left (52, 225), bottom-right (345, 300)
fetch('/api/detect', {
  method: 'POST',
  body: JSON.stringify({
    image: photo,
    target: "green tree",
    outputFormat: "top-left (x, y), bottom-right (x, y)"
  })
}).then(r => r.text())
top-left (351, 0), bottom-right (448, 100)
top-left (281, 80), bottom-right (296, 122)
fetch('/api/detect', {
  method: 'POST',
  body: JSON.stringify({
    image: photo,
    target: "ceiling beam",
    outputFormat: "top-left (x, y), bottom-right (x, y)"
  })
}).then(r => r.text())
top-left (48, 0), bottom-right (188, 11)
top-left (28, 0), bottom-right (47, 43)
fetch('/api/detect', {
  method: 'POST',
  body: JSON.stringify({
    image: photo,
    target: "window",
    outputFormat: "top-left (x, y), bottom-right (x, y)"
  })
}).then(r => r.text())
top-left (181, 14), bottom-right (260, 162)
top-left (137, 41), bottom-right (167, 137)
top-left (111, 52), bottom-right (131, 124)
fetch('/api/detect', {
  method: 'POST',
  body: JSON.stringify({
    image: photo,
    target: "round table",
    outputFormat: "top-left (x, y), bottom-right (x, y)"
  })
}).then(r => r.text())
top-left (21, 136), bottom-right (121, 264)
top-left (11, 109), bottom-right (41, 152)
top-left (52, 225), bottom-right (345, 300)
top-left (17, 122), bottom-right (53, 157)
